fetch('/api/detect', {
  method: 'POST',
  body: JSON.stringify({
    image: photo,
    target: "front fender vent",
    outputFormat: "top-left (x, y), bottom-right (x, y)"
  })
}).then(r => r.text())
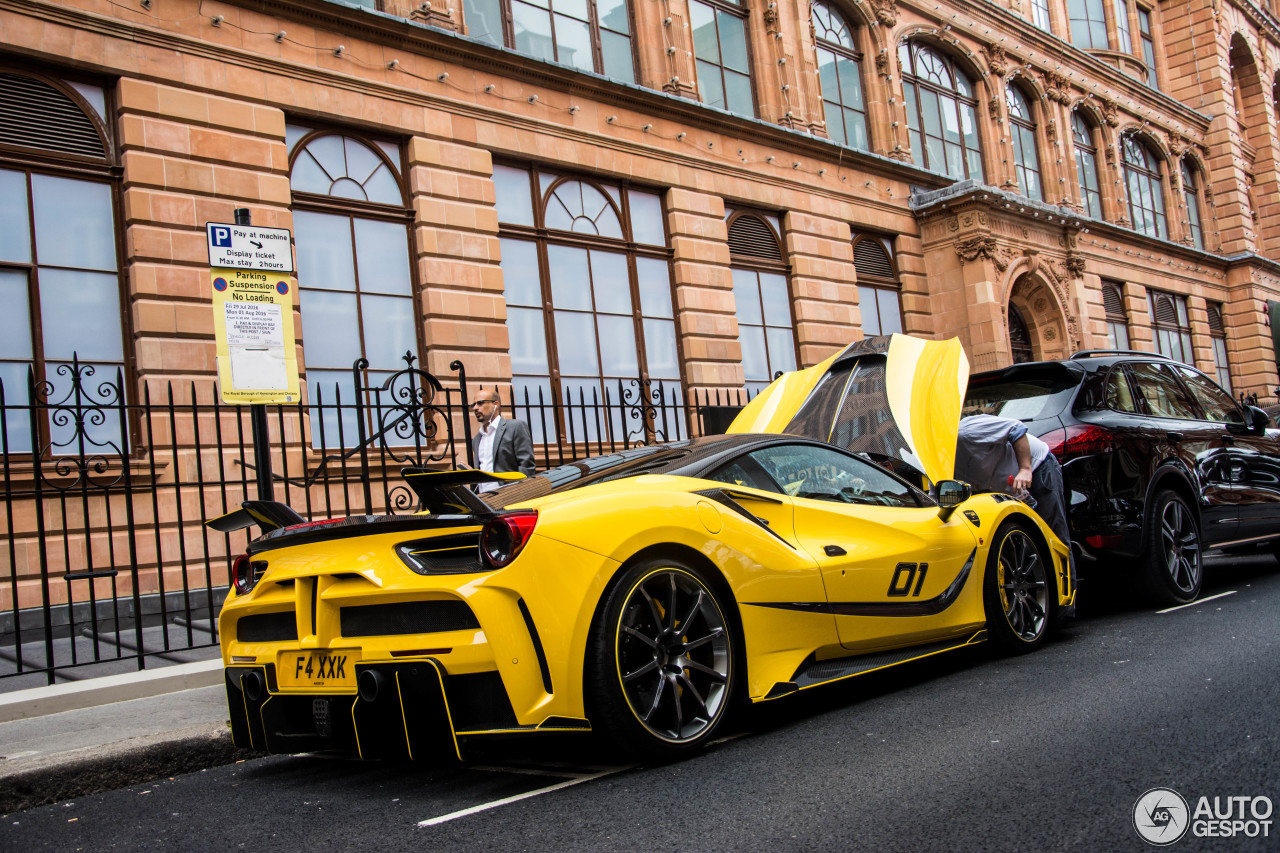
top-left (340, 600), bottom-right (479, 638)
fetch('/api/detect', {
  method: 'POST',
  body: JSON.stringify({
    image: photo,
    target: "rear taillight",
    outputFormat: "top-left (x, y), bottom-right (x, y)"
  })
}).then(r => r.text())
top-left (479, 510), bottom-right (539, 569)
top-left (1040, 425), bottom-right (1115, 463)
top-left (231, 553), bottom-right (260, 595)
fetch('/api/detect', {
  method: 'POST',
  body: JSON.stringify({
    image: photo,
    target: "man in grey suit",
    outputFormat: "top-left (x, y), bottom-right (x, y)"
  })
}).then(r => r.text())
top-left (471, 389), bottom-right (536, 492)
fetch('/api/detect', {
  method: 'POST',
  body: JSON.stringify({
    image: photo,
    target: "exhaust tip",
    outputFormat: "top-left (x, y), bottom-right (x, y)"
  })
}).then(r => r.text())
top-left (241, 670), bottom-right (265, 702)
top-left (358, 669), bottom-right (386, 703)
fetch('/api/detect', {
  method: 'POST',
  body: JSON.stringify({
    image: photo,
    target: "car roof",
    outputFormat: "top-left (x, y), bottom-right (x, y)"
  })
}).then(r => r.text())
top-left (969, 351), bottom-right (1180, 382)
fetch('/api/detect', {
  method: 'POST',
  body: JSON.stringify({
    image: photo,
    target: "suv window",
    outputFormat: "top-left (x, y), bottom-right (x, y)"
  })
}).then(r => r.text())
top-left (1104, 369), bottom-right (1140, 413)
top-left (713, 444), bottom-right (921, 507)
top-left (1174, 366), bottom-right (1244, 425)
top-left (1128, 362), bottom-right (1201, 420)
top-left (963, 366), bottom-right (1078, 421)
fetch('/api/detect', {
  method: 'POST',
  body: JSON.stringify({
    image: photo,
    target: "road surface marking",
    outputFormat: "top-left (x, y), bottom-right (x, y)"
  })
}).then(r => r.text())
top-left (418, 766), bottom-right (631, 826)
top-left (1157, 590), bottom-right (1236, 614)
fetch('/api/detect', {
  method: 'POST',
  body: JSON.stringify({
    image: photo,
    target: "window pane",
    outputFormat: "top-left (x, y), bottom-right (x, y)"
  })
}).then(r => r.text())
top-left (294, 211), bottom-right (356, 291)
top-left (512, 1), bottom-right (556, 62)
top-left (718, 12), bottom-right (748, 72)
top-left (643, 318), bottom-right (680, 379)
top-left (739, 325), bottom-right (768, 381)
top-left (1177, 365), bottom-right (1239, 423)
top-left (553, 14), bottom-right (593, 71)
top-left (360, 294), bottom-right (416, 369)
top-left (553, 311), bottom-right (600, 375)
top-left (507, 306), bottom-right (550, 375)
top-left (629, 191), bottom-right (665, 246)
top-left (597, 0), bottom-right (629, 32)
top-left (362, 164), bottom-right (402, 206)
top-left (0, 361), bottom-right (32, 454)
top-left (463, 0), bottom-right (504, 45)
top-left (300, 289), bottom-right (361, 369)
top-left (697, 60), bottom-right (725, 110)
top-left (38, 269), bottom-right (123, 361)
top-left (354, 218), bottom-right (412, 295)
top-left (759, 273), bottom-right (790, 321)
top-left (0, 270), bottom-right (33, 360)
top-left (724, 71), bottom-right (753, 116)
top-left (597, 314), bottom-right (639, 376)
top-left (600, 31), bottom-right (635, 83)
top-left (837, 56), bottom-right (863, 109)
top-left (691, 1), bottom-right (720, 63)
top-left (732, 269), bottom-right (762, 324)
top-left (307, 368), bottom-right (362, 449)
top-left (32, 175), bottom-right (116, 271)
top-left (766, 326), bottom-right (797, 374)
top-left (877, 289), bottom-right (903, 334)
top-left (557, 0), bottom-right (589, 20)
top-left (636, 257), bottom-right (673, 317)
top-left (858, 286), bottom-right (881, 335)
top-left (501, 238), bottom-right (543, 306)
top-left (494, 164), bottom-right (535, 226)
top-left (590, 250), bottom-right (632, 314)
top-left (548, 245), bottom-right (592, 310)
top-left (0, 170), bottom-right (31, 264)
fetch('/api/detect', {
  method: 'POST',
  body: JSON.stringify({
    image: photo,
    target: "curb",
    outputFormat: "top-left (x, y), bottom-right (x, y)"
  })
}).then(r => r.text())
top-left (0, 660), bottom-right (224, 723)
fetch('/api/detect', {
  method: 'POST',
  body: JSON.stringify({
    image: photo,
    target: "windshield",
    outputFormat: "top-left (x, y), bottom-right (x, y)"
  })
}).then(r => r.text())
top-left (964, 367), bottom-right (1078, 422)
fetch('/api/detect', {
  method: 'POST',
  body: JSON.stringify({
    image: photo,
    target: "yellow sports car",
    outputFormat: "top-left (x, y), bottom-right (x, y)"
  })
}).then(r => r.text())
top-left (211, 335), bottom-right (1073, 761)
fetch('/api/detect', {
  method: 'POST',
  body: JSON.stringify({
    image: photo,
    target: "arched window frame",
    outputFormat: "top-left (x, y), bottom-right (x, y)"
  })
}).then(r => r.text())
top-left (1121, 133), bottom-right (1168, 240)
top-left (898, 40), bottom-right (984, 182)
top-left (852, 234), bottom-right (903, 337)
top-left (1180, 158), bottom-right (1205, 251)
top-left (811, 0), bottom-right (869, 151)
top-left (460, 0), bottom-right (637, 83)
top-left (1006, 81), bottom-right (1044, 201)
top-left (1148, 290), bottom-right (1193, 364)
top-left (1102, 281), bottom-right (1130, 349)
top-left (0, 66), bottom-right (130, 458)
top-left (690, 0), bottom-right (756, 117)
top-left (726, 209), bottom-right (798, 392)
top-left (1071, 110), bottom-right (1104, 219)
top-left (1206, 302), bottom-right (1232, 393)
top-left (492, 162), bottom-right (682, 443)
top-left (287, 127), bottom-right (423, 447)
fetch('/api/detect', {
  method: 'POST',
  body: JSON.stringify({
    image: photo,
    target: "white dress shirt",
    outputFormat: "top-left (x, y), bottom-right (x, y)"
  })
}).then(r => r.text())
top-left (476, 413), bottom-right (501, 493)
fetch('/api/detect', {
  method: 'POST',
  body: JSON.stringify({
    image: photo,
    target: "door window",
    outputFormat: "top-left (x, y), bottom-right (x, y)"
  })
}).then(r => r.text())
top-left (1127, 362), bottom-right (1200, 420)
top-left (719, 444), bottom-right (920, 507)
top-left (1174, 366), bottom-right (1244, 425)
top-left (1104, 369), bottom-right (1140, 413)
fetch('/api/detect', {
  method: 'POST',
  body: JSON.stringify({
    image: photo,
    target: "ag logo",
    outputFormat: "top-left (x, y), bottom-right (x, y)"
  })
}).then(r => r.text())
top-left (1134, 787), bottom-right (1190, 845)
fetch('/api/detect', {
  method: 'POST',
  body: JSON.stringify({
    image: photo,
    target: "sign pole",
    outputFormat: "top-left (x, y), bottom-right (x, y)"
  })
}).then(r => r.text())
top-left (234, 207), bottom-right (275, 502)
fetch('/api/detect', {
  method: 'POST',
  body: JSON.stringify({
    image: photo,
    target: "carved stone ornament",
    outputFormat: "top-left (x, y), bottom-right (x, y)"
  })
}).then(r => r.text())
top-left (949, 217), bottom-right (960, 232)
top-left (1045, 118), bottom-right (1057, 141)
top-left (1167, 132), bottom-right (1187, 158)
top-left (983, 44), bottom-right (1008, 77)
top-left (1065, 253), bottom-right (1087, 278)
top-left (875, 51), bottom-right (890, 77)
top-left (954, 236), bottom-right (1000, 266)
top-left (411, 2), bottom-right (460, 31)
top-left (1042, 71), bottom-right (1071, 104)
top-left (1104, 144), bottom-right (1117, 167)
top-left (763, 1), bottom-right (779, 32)
top-left (1099, 98), bottom-right (1119, 127)
top-left (989, 96), bottom-right (1002, 121)
top-left (872, 0), bottom-right (898, 27)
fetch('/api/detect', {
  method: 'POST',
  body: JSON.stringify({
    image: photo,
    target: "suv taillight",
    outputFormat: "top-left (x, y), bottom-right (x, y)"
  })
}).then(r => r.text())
top-left (1040, 425), bottom-right (1116, 463)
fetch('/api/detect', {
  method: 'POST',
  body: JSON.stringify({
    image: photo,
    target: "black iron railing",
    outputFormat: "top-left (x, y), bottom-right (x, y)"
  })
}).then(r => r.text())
top-left (0, 354), bottom-right (754, 685)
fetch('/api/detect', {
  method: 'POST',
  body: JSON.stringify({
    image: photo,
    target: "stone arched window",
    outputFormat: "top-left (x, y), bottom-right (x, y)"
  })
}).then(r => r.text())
top-left (1006, 82), bottom-right (1043, 200)
top-left (691, 0), bottom-right (755, 116)
top-left (1071, 110), bottom-right (1103, 219)
top-left (1102, 281), bottom-right (1129, 349)
top-left (1148, 290), bottom-right (1192, 364)
top-left (0, 69), bottom-right (125, 456)
top-left (461, 0), bottom-right (635, 82)
top-left (288, 127), bottom-right (418, 446)
top-left (1121, 134), bottom-right (1167, 240)
top-left (898, 41), bottom-right (983, 181)
top-left (727, 211), bottom-right (797, 392)
top-left (812, 0), bottom-right (868, 150)
top-left (853, 235), bottom-right (902, 336)
top-left (493, 163), bottom-right (677, 442)
top-left (1180, 159), bottom-right (1205, 250)
top-left (1206, 303), bottom-right (1231, 393)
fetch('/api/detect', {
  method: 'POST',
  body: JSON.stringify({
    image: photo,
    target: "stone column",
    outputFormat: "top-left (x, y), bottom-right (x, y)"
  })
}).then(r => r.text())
top-left (782, 212), bottom-right (857, 365)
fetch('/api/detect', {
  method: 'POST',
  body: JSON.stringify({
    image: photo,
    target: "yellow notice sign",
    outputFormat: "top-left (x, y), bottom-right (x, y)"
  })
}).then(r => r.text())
top-left (211, 267), bottom-right (300, 405)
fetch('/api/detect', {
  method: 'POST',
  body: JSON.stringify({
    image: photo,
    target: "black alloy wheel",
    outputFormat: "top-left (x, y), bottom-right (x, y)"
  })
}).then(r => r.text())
top-left (586, 559), bottom-right (735, 758)
top-left (1142, 490), bottom-right (1202, 605)
top-left (984, 519), bottom-right (1052, 652)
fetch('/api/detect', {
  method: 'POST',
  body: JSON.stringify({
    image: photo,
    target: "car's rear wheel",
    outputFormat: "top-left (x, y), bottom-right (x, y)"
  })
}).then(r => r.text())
top-left (1142, 490), bottom-right (1202, 605)
top-left (586, 558), bottom-right (735, 759)
top-left (984, 518), bottom-right (1052, 653)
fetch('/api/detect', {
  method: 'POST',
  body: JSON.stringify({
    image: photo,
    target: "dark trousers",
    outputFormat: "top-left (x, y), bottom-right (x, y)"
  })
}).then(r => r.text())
top-left (1031, 453), bottom-right (1076, 591)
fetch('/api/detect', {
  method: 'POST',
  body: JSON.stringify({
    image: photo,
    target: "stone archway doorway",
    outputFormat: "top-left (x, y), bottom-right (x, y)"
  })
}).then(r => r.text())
top-left (1008, 304), bottom-right (1034, 364)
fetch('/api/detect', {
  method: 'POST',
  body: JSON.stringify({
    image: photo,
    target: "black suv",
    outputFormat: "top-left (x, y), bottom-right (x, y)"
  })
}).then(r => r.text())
top-left (964, 351), bottom-right (1278, 605)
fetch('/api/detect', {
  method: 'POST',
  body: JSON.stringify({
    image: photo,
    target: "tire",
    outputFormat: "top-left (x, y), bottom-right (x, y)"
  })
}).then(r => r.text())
top-left (1141, 489), bottom-right (1203, 606)
top-left (586, 558), bottom-right (736, 760)
top-left (983, 518), bottom-right (1052, 653)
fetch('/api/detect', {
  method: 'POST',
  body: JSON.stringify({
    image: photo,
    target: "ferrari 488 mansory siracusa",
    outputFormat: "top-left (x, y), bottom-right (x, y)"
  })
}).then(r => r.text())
top-left (211, 335), bottom-right (1073, 761)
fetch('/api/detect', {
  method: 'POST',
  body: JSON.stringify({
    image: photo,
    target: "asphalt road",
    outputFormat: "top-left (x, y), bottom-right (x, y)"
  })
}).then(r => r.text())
top-left (5, 556), bottom-right (1279, 852)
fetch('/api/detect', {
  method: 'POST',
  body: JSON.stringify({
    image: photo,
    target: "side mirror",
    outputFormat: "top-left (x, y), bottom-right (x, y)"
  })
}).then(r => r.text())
top-left (1246, 405), bottom-right (1271, 435)
top-left (935, 480), bottom-right (972, 520)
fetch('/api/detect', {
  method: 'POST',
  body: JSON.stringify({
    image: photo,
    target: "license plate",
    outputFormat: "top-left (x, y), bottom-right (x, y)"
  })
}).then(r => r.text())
top-left (277, 649), bottom-right (359, 693)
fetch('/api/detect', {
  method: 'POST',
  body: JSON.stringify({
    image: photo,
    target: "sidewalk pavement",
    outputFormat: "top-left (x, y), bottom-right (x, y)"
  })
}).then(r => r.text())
top-left (0, 660), bottom-right (254, 814)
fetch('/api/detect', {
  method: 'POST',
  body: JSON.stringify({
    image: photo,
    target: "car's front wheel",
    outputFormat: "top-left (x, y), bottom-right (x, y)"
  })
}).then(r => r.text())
top-left (586, 558), bottom-right (736, 759)
top-left (1142, 489), bottom-right (1202, 605)
top-left (984, 518), bottom-right (1052, 653)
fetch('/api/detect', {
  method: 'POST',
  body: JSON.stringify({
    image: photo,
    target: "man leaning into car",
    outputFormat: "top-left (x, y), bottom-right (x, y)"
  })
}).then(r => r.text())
top-left (955, 414), bottom-right (1071, 554)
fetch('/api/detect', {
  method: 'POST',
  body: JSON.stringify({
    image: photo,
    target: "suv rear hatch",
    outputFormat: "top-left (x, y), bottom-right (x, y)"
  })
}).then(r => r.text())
top-left (963, 361), bottom-right (1084, 438)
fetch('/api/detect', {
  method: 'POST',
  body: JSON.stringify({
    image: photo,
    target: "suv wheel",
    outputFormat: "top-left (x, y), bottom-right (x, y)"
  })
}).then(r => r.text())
top-left (1142, 489), bottom-right (1203, 606)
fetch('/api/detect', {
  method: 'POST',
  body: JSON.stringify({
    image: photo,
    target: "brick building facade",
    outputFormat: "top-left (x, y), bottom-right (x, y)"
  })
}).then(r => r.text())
top-left (2, 1), bottom-right (1280, 621)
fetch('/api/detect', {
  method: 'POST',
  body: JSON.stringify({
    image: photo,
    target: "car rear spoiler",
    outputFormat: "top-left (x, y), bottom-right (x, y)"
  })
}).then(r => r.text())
top-left (401, 467), bottom-right (525, 515)
top-left (206, 500), bottom-right (307, 534)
